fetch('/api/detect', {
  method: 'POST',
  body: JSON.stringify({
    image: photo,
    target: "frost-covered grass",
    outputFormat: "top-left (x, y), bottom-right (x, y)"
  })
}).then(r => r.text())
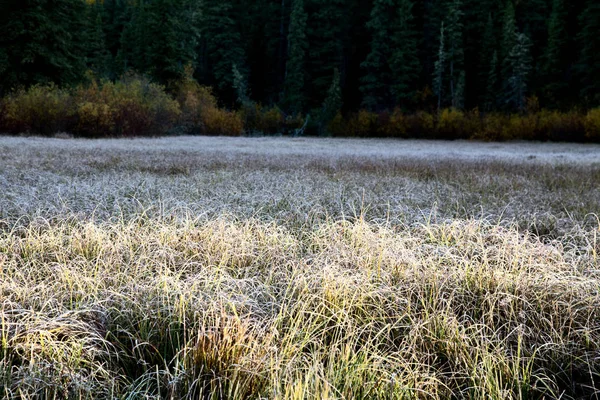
top-left (1, 137), bottom-right (599, 399)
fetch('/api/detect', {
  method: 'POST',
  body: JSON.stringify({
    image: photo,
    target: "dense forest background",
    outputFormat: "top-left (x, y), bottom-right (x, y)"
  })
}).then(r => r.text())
top-left (0, 0), bottom-right (599, 140)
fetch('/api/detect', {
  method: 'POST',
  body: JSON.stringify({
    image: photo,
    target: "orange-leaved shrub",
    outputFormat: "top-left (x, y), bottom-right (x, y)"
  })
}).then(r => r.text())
top-left (201, 106), bottom-right (244, 136)
top-left (377, 108), bottom-right (408, 138)
top-left (242, 103), bottom-right (285, 135)
top-left (585, 108), bottom-right (600, 142)
top-left (174, 72), bottom-right (243, 136)
top-left (3, 84), bottom-right (74, 136)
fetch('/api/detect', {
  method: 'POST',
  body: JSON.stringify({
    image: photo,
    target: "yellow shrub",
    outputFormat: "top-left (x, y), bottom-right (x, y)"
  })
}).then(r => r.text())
top-left (201, 107), bottom-right (244, 136)
top-left (327, 112), bottom-right (346, 136)
top-left (346, 110), bottom-right (378, 137)
top-left (405, 111), bottom-right (434, 137)
top-left (585, 108), bottom-right (600, 142)
top-left (474, 113), bottom-right (507, 141)
top-left (380, 108), bottom-right (408, 138)
top-left (537, 110), bottom-right (585, 141)
top-left (437, 108), bottom-right (468, 139)
top-left (4, 84), bottom-right (73, 135)
top-left (72, 76), bottom-right (181, 136)
top-left (76, 101), bottom-right (114, 137)
top-left (502, 114), bottom-right (537, 141)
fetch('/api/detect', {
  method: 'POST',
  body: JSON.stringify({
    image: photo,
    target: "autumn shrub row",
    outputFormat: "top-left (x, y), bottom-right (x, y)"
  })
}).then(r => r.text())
top-left (0, 76), bottom-right (246, 137)
top-left (1, 78), bottom-right (600, 141)
top-left (329, 107), bottom-right (600, 142)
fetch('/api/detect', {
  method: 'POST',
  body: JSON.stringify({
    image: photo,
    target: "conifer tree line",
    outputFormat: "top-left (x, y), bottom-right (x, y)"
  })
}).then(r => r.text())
top-left (0, 0), bottom-right (599, 114)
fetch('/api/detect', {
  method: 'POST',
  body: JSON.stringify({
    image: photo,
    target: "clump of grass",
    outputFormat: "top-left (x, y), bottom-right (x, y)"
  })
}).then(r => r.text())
top-left (1, 216), bottom-right (599, 398)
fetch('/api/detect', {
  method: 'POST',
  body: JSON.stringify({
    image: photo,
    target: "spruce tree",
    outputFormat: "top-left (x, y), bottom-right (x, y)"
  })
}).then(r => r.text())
top-left (321, 69), bottom-right (342, 133)
top-left (445, 0), bottom-right (465, 109)
top-left (478, 13), bottom-right (497, 106)
top-left (0, 0), bottom-right (88, 92)
top-left (85, 1), bottom-right (110, 78)
top-left (484, 51), bottom-right (499, 110)
top-left (541, 0), bottom-right (568, 107)
top-left (360, 0), bottom-right (418, 110)
top-left (200, 0), bottom-right (247, 98)
top-left (505, 32), bottom-right (532, 111)
top-left (433, 22), bottom-right (445, 111)
top-left (307, 0), bottom-right (348, 105)
top-left (283, 0), bottom-right (308, 114)
top-left (360, 0), bottom-right (395, 110)
top-left (389, 0), bottom-right (420, 107)
top-left (577, 0), bottom-right (600, 106)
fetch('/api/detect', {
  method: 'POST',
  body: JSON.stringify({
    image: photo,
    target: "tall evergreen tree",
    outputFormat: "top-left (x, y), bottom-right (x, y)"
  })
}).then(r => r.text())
top-left (445, 0), bottom-right (465, 108)
top-left (390, 0), bottom-right (420, 107)
top-left (577, 0), bottom-right (600, 106)
top-left (283, 0), bottom-right (308, 114)
top-left (200, 0), bottom-right (247, 100)
top-left (0, 0), bottom-right (88, 92)
top-left (478, 13), bottom-right (497, 106)
top-left (541, 0), bottom-right (568, 107)
top-left (360, 0), bottom-right (420, 110)
top-left (433, 22), bottom-right (445, 111)
top-left (85, 1), bottom-right (110, 78)
top-left (505, 32), bottom-right (532, 111)
top-left (307, 0), bottom-right (348, 106)
top-left (321, 68), bottom-right (342, 132)
top-left (484, 50), bottom-right (499, 110)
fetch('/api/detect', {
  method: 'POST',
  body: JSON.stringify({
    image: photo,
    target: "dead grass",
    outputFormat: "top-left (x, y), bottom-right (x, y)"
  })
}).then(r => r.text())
top-left (0, 137), bottom-right (599, 399)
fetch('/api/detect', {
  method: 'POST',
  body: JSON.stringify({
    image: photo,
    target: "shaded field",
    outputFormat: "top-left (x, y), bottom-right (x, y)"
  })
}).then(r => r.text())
top-left (1, 137), bottom-right (599, 399)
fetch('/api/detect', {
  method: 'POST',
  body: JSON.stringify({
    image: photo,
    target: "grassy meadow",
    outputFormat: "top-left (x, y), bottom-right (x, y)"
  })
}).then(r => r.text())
top-left (1, 136), bottom-right (600, 399)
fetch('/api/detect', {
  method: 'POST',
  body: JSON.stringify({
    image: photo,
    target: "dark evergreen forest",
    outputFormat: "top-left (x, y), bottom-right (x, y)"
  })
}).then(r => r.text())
top-left (0, 0), bottom-right (599, 139)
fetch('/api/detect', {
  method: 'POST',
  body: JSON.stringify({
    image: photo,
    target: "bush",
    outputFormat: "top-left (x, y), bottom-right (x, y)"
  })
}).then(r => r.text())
top-left (98, 76), bottom-right (181, 136)
top-left (242, 103), bottom-right (285, 135)
top-left (345, 110), bottom-right (378, 137)
top-left (437, 108), bottom-right (468, 139)
top-left (405, 111), bottom-right (434, 138)
top-left (537, 110), bottom-right (585, 142)
top-left (202, 107), bottom-right (244, 136)
top-left (473, 113), bottom-right (507, 141)
top-left (585, 108), bottom-right (600, 142)
top-left (377, 108), bottom-right (407, 138)
top-left (3, 84), bottom-right (74, 135)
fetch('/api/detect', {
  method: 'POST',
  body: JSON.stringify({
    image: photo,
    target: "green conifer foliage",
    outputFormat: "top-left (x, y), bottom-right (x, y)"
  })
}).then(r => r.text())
top-left (201, 0), bottom-right (247, 96)
top-left (283, 0), bottom-right (308, 115)
top-left (577, 0), bottom-right (600, 106)
top-left (445, 0), bottom-right (465, 109)
top-left (541, 0), bottom-right (568, 107)
top-left (0, 0), bottom-right (88, 92)
top-left (505, 32), bottom-right (533, 111)
top-left (433, 22), bottom-right (445, 111)
top-left (361, 0), bottom-right (419, 111)
top-left (321, 69), bottom-right (343, 132)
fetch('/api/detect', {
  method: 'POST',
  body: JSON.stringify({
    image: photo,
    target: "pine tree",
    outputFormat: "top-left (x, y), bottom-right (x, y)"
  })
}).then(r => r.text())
top-left (0, 0), bottom-right (88, 92)
top-left (389, 0), bottom-right (420, 107)
top-left (360, 0), bottom-right (419, 110)
top-left (200, 0), bottom-right (247, 99)
top-left (307, 0), bottom-right (348, 105)
top-left (500, 1), bottom-right (517, 63)
top-left (505, 32), bottom-right (532, 111)
top-left (321, 69), bottom-right (343, 133)
top-left (445, 0), bottom-right (465, 108)
top-left (541, 0), bottom-right (568, 107)
top-left (484, 50), bottom-right (498, 110)
top-left (283, 0), bottom-right (308, 114)
top-left (577, 0), bottom-right (600, 106)
top-left (478, 13), bottom-right (497, 106)
top-left (360, 0), bottom-right (395, 110)
top-left (433, 22), bottom-right (445, 111)
top-left (85, 1), bottom-right (110, 78)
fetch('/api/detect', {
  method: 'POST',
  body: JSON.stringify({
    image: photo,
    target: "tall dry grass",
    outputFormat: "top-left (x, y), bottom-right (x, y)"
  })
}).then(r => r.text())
top-left (0, 137), bottom-right (599, 398)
